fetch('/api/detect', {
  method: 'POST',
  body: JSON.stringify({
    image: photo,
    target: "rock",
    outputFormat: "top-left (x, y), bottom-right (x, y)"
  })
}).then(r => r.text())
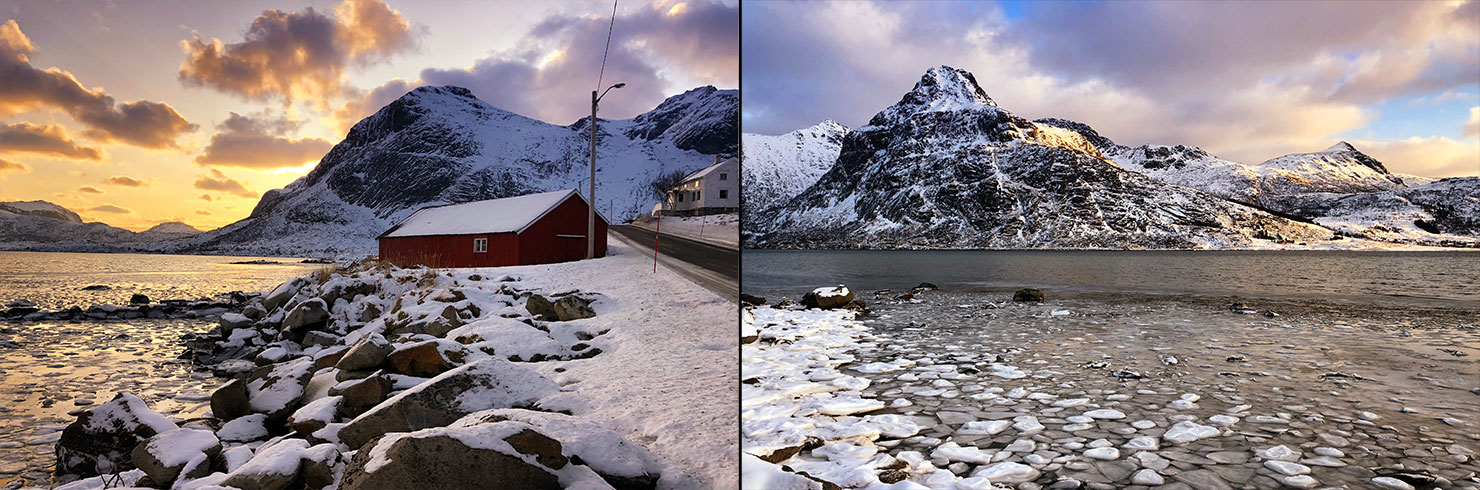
top-left (524, 294), bottom-right (557, 321)
top-left (1083, 447), bottom-right (1119, 460)
top-left (914, 282), bottom-right (938, 290)
top-left (336, 333), bottom-right (392, 371)
top-left (219, 438), bottom-right (310, 490)
top-left (129, 293), bottom-right (150, 304)
top-left (1083, 409), bottom-right (1126, 420)
top-left (1012, 288), bottom-right (1045, 302)
top-left (288, 396), bottom-right (342, 435)
top-left (552, 295), bottom-right (596, 321)
top-left (299, 443), bottom-right (342, 489)
top-left (1263, 460), bottom-right (1310, 476)
top-left (1256, 444), bottom-right (1301, 462)
top-left (282, 298), bottom-right (330, 340)
top-left (130, 428), bottom-right (221, 485)
top-left (341, 408), bottom-right (660, 490)
top-left (337, 358), bottom-right (560, 449)
top-left (802, 285), bottom-right (854, 309)
top-left (262, 278), bottom-right (305, 312)
top-left (1370, 476), bottom-right (1416, 490)
top-left (386, 341), bottom-right (464, 377)
top-left (220, 312), bottom-right (254, 336)
top-left (55, 392), bottom-right (178, 477)
top-left (81, 284), bottom-right (110, 291)
top-left (1282, 475), bottom-right (1318, 488)
top-left (301, 330), bottom-right (341, 348)
top-left (218, 414), bottom-right (270, 442)
top-left (238, 357), bottom-right (316, 424)
top-left (331, 374), bottom-right (393, 418)
top-left (1162, 420), bottom-right (1220, 444)
top-left (740, 293), bottom-right (767, 305)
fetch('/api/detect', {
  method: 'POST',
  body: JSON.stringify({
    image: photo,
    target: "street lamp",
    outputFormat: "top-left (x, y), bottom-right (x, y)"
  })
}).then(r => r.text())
top-left (589, 82), bottom-right (625, 259)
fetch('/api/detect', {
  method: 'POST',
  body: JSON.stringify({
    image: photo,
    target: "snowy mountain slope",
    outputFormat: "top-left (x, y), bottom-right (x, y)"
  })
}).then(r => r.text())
top-left (0, 201), bottom-right (83, 224)
top-left (747, 66), bottom-right (1333, 250)
top-left (740, 120), bottom-right (847, 221)
top-left (0, 201), bottom-right (199, 251)
top-left (1034, 119), bottom-right (1426, 207)
top-left (175, 85), bottom-right (737, 256)
top-left (1266, 177), bottom-right (1480, 247)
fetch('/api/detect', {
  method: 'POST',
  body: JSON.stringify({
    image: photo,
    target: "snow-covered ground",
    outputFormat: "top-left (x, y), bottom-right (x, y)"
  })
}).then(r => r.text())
top-left (633, 213), bottom-right (739, 248)
top-left (50, 239), bottom-right (737, 490)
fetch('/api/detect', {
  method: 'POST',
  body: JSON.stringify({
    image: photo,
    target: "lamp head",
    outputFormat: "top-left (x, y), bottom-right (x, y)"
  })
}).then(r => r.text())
top-left (613, 82), bottom-right (626, 89)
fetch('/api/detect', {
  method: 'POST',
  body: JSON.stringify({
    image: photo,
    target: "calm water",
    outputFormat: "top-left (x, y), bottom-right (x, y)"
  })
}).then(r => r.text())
top-left (0, 251), bottom-right (326, 309)
top-left (742, 250), bottom-right (1480, 308)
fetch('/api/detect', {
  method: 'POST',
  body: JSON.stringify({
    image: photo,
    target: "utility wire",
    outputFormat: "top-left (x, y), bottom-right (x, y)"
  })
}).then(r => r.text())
top-left (596, 0), bottom-right (618, 92)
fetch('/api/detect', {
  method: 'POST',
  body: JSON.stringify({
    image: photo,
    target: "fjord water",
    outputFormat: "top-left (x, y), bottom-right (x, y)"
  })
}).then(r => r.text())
top-left (743, 250), bottom-right (1480, 308)
top-left (0, 251), bottom-right (321, 485)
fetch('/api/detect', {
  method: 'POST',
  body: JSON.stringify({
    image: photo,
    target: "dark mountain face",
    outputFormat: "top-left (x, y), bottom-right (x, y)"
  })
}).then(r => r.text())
top-left (748, 66), bottom-right (1331, 249)
top-left (622, 86), bottom-right (739, 155)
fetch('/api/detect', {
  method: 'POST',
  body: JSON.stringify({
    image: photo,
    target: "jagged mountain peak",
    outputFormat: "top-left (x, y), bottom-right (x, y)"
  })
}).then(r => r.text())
top-left (1263, 140), bottom-right (1391, 176)
top-left (622, 85), bottom-right (738, 155)
top-left (872, 66), bottom-right (999, 125)
top-left (1323, 141), bottom-right (1358, 153)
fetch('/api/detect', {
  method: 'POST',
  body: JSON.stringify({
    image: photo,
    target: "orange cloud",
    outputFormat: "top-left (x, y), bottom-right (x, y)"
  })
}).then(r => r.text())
top-left (195, 112), bottom-right (333, 169)
top-left (0, 157), bottom-right (30, 173)
top-left (77, 186), bottom-right (103, 194)
top-left (105, 176), bottom-right (148, 187)
top-left (1, 20), bottom-right (197, 149)
top-left (0, 122), bottom-right (102, 160)
top-left (178, 0), bottom-right (415, 107)
top-left (193, 169), bottom-right (257, 198)
top-left (90, 204), bottom-right (130, 214)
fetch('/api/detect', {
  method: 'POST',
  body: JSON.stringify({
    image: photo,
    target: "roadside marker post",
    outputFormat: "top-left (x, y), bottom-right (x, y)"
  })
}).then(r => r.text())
top-left (652, 215), bottom-right (660, 273)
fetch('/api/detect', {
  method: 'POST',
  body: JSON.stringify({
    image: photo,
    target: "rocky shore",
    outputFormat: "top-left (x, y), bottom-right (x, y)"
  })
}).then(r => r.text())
top-left (741, 284), bottom-right (1479, 490)
top-left (41, 255), bottom-right (700, 489)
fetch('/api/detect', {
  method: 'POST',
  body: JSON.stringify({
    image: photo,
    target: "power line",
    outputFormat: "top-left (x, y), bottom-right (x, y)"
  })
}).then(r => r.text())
top-left (596, 0), bottom-right (618, 92)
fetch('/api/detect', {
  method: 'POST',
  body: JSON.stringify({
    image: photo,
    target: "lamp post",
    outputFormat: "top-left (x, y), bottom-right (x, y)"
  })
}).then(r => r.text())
top-left (589, 82), bottom-right (625, 259)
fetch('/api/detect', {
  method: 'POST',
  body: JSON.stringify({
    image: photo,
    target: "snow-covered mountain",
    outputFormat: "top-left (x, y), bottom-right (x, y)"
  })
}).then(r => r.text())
top-left (746, 66), bottom-right (1334, 249)
top-left (176, 85), bottom-right (737, 256)
top-left (0, 201), bottom-right (202, 251)
top-left (740, 120), bottom-right (847, 221)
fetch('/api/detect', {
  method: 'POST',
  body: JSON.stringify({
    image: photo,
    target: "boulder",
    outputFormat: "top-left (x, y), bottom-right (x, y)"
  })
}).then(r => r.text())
top-left (802, 286), bottom-right (854, 309)
top-left (210, 378), bottom-right (253, 422)
top-left (336, 333), bottom-right (391, 371)
top-left (129, 293), bottom-right (150, 304)
top-left (387, 340), bottom-right (465, 377)
top-left (740, 293), bottom-right (767, 306)
top-left (337, 359), bottom-right (559, 449)
top-left (288, 396), bottom-right (342, 435)
top-left (262, 278), bottom-right (305, 313)
top-left (55, 392), bottom-right (178, 477)
top-left (1012, 288), bottom-right (1045, 302)
top-left (244, 357), bottom-right (316, 424)
top-left (552, 296), bottom-right (596, 321)
top-left (330, 374), bottom-right (393, 418)
top-left (340, 409), bottom-right (661, 490)
top-left (218, 413), bottom-right (270, 442)
top-left (301, 330), bottom-right (341, 348)
top-left (524, 294), bottom-right (557, 321)
top-left (914, 282), bottom-right (939, 290)
top-left (219, 439), bottom-right (311, 490)
top-left (282, 298), bottom-right (330, 340)
top-left (219, 312), bottom-right (254, 336)
top-left (130, 428), bottom-right (221, 485)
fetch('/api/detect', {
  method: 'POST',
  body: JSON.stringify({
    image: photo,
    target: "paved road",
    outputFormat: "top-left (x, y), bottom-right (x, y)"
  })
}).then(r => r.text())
top-left (610, 225), bottom-right (738, 301)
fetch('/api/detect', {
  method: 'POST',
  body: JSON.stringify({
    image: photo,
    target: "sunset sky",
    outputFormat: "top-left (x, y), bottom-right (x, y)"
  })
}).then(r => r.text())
top-left (0, 0), bottom-right (737, 231)
top-left (743, 0), bottom-right (1480, 179)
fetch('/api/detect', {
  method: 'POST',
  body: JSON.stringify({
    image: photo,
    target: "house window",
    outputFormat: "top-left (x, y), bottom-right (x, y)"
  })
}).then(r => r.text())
top-left (720, 172), bottom-right (728, 180)
top-left (694, 190), bottom-right (701, 201)
top-left (677, 193), bottom-right (683, 202)
top-left (473, 238), bottom-right (487, 253)
top-left (720, 189), bottom-right (728, 199)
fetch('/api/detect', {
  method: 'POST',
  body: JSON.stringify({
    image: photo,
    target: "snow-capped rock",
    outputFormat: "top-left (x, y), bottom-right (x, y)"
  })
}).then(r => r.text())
top-left (741, 120), bottom-right (848, 220)
top-left (175, 84), bottom-right (736, 256)
top-left (747, 65), bottom-right (1332, 249)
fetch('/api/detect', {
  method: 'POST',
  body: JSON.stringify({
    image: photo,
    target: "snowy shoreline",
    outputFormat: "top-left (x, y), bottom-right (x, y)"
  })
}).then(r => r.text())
top-left (43, 240), bottom-right (737, 490)
top-left (741, 284), bottom-right (1479, 489)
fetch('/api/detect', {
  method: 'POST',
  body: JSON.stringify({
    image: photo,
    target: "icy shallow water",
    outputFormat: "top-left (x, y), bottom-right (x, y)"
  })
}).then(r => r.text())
top-left (0, 319), bottom-right (219, 487)
top-left (743, 250), bottom-right (1480, 308)
top-left (0, 251), bottom-right (324, 310)
top-left (746, 286), bottom-right (1480, 489)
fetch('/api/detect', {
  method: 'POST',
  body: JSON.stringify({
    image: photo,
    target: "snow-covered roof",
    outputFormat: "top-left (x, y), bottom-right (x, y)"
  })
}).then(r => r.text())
top-left (677, 157), bottom-right (736, 185)
top-left (379, 189), bottom-right (606, 238)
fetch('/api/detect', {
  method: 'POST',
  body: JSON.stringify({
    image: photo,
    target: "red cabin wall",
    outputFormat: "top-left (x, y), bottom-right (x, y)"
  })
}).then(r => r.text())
top-left (378, 233), bottom-right (518, 268)
top-left (377, 194), bottom-right (607, 268)
top-left (518, 196), bottom-right (608, 265)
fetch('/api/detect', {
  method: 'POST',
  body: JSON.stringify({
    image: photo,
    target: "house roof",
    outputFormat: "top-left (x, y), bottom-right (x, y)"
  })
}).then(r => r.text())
top-left (378, 189), bottom-right (607, 239)
top-left (677, 157), bottom-right (736, 186)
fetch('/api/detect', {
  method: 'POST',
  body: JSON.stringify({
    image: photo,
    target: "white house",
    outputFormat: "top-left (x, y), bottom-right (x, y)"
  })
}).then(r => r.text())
top-left (662, 156), bottom-right (738, 216)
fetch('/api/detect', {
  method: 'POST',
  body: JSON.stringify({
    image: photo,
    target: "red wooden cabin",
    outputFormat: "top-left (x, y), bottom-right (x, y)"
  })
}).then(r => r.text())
top-left (377, 189), bottom-right (608, 268)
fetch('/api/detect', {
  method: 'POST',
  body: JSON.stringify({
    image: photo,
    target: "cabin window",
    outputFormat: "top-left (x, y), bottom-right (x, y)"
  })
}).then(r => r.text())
top-left (677, 193), bottom-right (683, 202)
top-left (720, 189), bottom-right (728, 199)
top-left (695, 190), bottom-right (701, 201)
top-left (473, 238), bottom-right (487, 253)
top-left (719, 172), bottom-right (728, 180)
